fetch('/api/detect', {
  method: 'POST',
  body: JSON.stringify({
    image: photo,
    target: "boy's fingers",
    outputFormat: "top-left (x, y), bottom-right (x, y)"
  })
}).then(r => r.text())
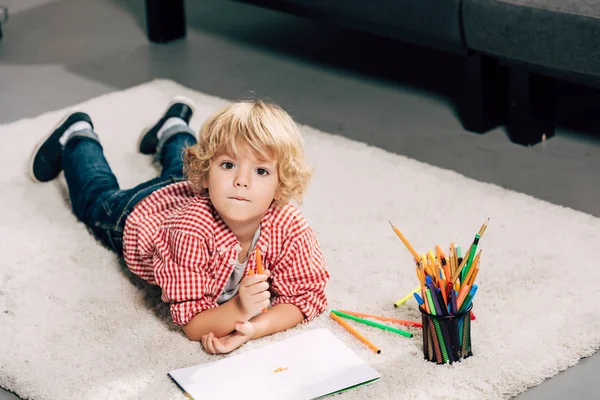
top-left (205, 333), bottom-right (217, 354)
top-left (242, 274), bottom-right (268, 287)
top-left (212, 337), bottom-right (227, 354)
top-left (201, 335), bottom-right (211, 353)
top-left (252, 290), bottom-right (271, 302)
top-left (259, 299), bottom-right (270, 309)
top-left (246, 282), bottom-right (269, 295)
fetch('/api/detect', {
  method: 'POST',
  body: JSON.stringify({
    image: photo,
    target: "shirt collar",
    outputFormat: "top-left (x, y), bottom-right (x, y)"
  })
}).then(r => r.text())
top-left (212, 202), bottom-right (275, 255)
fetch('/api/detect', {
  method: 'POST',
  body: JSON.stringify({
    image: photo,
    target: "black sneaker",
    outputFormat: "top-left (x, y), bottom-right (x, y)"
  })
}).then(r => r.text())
top-left (138, 96), bottom-right (195, 155)
top-left (29, 112), bottom-right (93, 183)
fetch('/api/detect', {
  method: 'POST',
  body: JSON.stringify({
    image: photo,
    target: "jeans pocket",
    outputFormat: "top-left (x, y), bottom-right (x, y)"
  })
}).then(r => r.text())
top-left (101, 190), bottom-right (126, 219)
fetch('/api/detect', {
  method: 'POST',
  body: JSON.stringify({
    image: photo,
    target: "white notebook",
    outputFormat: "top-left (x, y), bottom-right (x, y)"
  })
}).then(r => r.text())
top-left (168, 328), bottom-right (381, 400)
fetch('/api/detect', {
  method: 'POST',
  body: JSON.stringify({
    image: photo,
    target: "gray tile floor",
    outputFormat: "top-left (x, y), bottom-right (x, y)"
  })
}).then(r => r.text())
top-left (1, 1), bottom-right (599, 399)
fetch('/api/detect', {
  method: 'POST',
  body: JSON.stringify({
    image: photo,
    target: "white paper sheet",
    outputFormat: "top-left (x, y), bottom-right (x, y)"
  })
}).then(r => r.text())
top-left (168, 329), bottom-right (381, 399)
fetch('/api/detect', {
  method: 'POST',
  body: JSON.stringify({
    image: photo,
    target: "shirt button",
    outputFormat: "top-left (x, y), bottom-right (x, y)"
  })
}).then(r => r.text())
top-left (229, 258), bottom-right (236, 265)
top-left (234, 244), bottom-right (242, 252)
top-left (260, 245), bottom-right (268, 253)
top-left (219, 245), bottom-right (227, 254)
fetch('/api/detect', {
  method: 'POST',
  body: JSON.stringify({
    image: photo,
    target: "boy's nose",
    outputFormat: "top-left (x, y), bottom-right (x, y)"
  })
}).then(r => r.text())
top-left (234, 171), bottom-right (250, 187)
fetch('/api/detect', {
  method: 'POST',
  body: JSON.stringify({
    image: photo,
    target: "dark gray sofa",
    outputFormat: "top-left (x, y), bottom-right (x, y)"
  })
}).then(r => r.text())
top-left (464, 1), bottom-right (600, 83)
top-left (144, 0), bottom-right (600, 146)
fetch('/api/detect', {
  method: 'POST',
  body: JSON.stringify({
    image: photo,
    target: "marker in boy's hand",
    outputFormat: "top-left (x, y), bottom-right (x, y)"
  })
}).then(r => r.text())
top-left (237, 270), bottom-right (271, 318)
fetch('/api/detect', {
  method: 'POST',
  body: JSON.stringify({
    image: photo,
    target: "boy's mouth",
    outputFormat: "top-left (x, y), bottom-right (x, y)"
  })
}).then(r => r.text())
top-left (229, 196), bottom-right (250, 202)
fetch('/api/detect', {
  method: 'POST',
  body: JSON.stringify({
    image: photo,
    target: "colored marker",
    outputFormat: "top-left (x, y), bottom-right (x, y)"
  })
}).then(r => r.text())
top-left (332, 310), bottom-right (413, 338)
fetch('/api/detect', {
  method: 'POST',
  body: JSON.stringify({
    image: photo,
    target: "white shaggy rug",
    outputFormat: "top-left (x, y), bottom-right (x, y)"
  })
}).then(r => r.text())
top-left (1, 80), bottom-right (600, 400)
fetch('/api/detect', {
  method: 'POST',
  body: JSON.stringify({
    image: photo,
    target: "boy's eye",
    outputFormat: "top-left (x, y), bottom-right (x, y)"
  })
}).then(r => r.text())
top-left (221, 161), bottom-right (235, 169)
top-left (256, 168), bottom-right (269, 176)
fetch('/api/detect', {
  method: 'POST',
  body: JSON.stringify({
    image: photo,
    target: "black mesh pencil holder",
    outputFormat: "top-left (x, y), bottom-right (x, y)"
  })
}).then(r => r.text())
top-left (419, 304), bottom-right (473, 365)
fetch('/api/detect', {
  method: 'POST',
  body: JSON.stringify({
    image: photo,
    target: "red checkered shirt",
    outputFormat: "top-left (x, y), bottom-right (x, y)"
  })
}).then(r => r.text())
top-left (122, 181), bottom-right (330, 326)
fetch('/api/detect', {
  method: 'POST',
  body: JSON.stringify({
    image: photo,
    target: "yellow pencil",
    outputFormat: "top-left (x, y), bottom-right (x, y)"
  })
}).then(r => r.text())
top-left (478, 217), bottom-right (490, 237)
top-left (467, 263), bottom-right (480, 287)
top-left (448, 244), bottom-right (455, 277)
top-left (388, 221), bottom-right (420, 261)
top-left (467, 266), bottom-right (479, 288)
top-left (461, 250), bottom-right (482, 289)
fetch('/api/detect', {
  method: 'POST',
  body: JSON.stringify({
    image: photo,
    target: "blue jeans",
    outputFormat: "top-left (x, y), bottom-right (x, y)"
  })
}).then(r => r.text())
top-left (63, 126), bottom-right (197, 255)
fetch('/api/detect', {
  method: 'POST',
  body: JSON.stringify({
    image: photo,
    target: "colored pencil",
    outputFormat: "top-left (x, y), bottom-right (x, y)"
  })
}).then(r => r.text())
top-left (461, 250), bottom-right (481, 289)
top-left (451, 219), bottom-right (490, 283)
top-left (388, 221), bottom-right (420, 261)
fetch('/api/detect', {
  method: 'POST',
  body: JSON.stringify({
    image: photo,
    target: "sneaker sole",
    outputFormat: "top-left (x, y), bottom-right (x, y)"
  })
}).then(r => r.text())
top-left (137, 95), bottom-right (197, 154)
top-left (29, 111), bottom-right (74, 183)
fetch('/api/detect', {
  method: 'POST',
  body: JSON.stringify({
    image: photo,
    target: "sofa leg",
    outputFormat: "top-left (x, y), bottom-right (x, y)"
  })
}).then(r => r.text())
top-left (145, 0), bottom-right (186, 43)
top-left (460, 53), bottom-right (507, 133)
top-left (507, 67), bottom-right (555, 146)
top-left (0, 7), bottom-right (7, 41)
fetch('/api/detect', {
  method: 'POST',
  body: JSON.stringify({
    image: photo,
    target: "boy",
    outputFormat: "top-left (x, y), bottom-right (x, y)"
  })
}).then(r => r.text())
top-left (30, 98), bottom-right (330, 354)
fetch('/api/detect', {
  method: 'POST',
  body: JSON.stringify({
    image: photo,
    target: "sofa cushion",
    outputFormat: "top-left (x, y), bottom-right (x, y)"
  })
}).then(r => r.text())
top-left (463, 0), bottom-right (600, 78)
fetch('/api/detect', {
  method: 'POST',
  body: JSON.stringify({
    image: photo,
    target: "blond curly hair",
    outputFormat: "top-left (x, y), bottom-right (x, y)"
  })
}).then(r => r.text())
top-left (183, 100), bottom-right (312, 206)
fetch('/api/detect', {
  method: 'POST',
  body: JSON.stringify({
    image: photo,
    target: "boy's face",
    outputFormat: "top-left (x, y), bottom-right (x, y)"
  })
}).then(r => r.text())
top-left (204, 141), bottom-right (279, 227)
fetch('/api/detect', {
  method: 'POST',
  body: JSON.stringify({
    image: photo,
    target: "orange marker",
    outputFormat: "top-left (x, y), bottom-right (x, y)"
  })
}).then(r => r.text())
top-left (338, 310), bottom-right (422, 328)
top-left (255, 249), bottom-right (267, 312)
top-left (437, 245), bottom-right (451, 283)
top-left (255, 248), bottom-right (264, 274)
top-left (330, 312), bottom-right (381, 354)
top-left (439, 278), bottom-right (448, 306)
top-left (435, 245), bottom-right (447, 261)
top-left (456, 284), bottom-right (471, 310)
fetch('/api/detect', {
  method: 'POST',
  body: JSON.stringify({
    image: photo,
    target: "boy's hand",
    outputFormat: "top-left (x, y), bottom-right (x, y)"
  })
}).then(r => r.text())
top-left (201, 321), bottom-right (255, 354)
top-left (237, 271), bottom-right (271, 318)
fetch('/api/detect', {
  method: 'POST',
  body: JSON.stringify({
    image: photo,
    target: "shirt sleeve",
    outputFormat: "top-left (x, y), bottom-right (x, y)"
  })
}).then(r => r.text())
top-left (269, 228), bottom-right (330, 322)
top-left (152, 228), bottom-right (218, 326)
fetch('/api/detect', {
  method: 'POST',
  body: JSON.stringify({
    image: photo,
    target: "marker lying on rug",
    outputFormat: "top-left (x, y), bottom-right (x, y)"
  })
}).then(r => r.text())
top-left (338, 309), bottom-right (422, 328)
top-left (330, 312), bottom-right (381, 354)
top-left (331, 310), bottom-right (413, 338)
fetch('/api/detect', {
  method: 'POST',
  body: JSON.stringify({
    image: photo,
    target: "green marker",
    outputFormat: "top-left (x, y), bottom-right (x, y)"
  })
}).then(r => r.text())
top-left (462, 234), bottom-right (480, 282)
top-left (331, 310), bottom-right (413, 338)
top-left (425, 289), bottom-right (449, 363)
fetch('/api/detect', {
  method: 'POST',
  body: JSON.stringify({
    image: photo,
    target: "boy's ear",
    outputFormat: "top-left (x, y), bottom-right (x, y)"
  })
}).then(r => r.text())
top-left (273, 185), bottom-right (282, 202)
